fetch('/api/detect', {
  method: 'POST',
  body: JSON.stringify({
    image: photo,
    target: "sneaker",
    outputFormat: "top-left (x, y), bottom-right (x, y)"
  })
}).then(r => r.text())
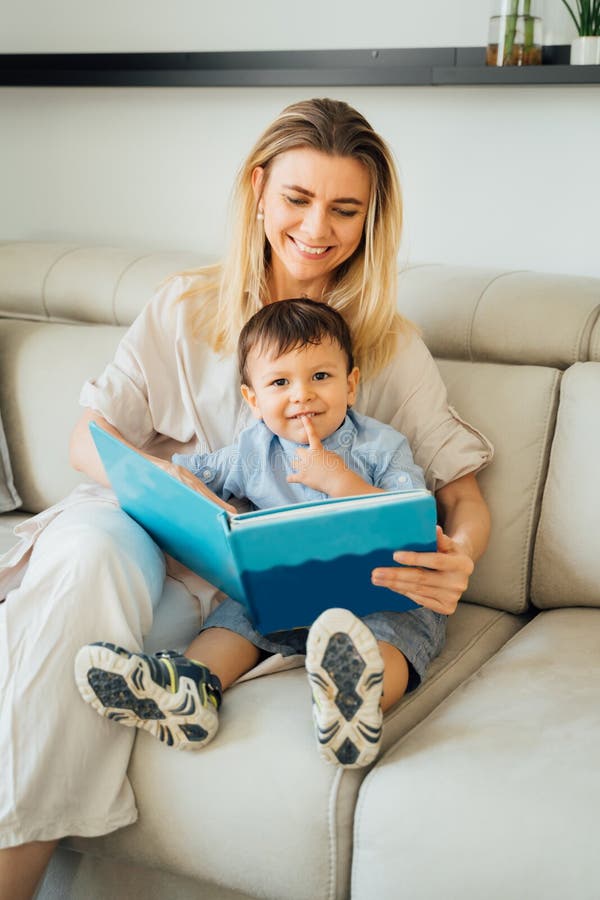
top-left (306, 608), bottom-right (384, 769)
top-left (74, 642), bottom-right (222, 751)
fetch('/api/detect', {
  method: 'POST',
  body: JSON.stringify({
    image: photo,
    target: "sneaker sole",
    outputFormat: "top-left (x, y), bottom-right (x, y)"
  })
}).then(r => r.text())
top-left (306, 608), bottom-right (384, 769)
top-left (74, 644), bottom-right (218, 751)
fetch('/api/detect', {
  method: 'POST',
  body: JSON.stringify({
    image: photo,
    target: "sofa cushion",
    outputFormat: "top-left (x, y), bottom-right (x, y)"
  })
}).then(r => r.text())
top-left (65, 601), bottom-right (526, 900)
top-left (0, 512), bottom-right (29, 555)
top-left (0, 242), bottom-right (80, 319)
top-left (43, 246), bottom-right (206, 325)
top-left (0, 412), bottom-right (21, 512)
top-left (42, 845), bottom-right (249, 900)
top-left (532, 362), bottom-right (600, 609)
top-left (0, 242), bottom-right (203, 326)
top-left (589, 313), bottom-right (600, 362)
top-left (437, 359), bottom-right (559, 614)
top-left (400, 265), bottom-right (600, 368)
top-left (352, 608), bottom-right (600, 900)
top-left (0, 319), bottom-right (124, 512)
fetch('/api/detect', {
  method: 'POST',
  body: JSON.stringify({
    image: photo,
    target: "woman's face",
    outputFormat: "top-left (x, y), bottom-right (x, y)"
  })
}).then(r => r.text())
top-left (252, 147), bottom-right (370, 300)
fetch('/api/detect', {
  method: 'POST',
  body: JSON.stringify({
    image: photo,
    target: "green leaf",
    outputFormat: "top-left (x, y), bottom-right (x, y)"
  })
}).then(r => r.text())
top-left (560, 0), bottom-right (582, 33)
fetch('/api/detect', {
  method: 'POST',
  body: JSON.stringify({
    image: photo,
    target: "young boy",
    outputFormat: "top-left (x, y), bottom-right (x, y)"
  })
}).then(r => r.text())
top-left (75, 299), bottom-right (432, 769)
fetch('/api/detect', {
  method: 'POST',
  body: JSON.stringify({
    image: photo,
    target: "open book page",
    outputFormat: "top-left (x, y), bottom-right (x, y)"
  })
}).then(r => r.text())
top-left (229, 489), bottom-right (431, 527)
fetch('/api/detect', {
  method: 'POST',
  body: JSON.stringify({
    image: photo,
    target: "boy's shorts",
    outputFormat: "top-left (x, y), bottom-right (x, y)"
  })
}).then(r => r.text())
top-left (201, 597), bottom-right (447, 692)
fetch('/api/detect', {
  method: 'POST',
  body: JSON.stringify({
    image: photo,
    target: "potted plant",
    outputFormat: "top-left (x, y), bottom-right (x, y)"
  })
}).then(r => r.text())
top-left (486, 0), bottom-right (543, 66)
top-left (560, 0), bottom-right (600, 64)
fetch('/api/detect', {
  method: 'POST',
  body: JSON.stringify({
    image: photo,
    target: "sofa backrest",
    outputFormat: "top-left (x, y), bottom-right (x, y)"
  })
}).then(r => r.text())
top-left (0, 243), bottom-right (203, 511)
top-left (399, 265), bottom-right (600, 614)
top-left (531, 361), bottom-right (600, 610)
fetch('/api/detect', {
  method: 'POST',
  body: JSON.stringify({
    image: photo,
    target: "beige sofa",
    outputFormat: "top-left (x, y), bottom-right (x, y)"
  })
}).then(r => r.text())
top-left (1, 242), bottom-right (599, 900)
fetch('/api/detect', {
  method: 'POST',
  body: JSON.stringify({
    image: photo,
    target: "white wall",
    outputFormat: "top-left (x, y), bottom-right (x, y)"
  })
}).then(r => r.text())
top-left (2, 1), bottom-right (597, 278)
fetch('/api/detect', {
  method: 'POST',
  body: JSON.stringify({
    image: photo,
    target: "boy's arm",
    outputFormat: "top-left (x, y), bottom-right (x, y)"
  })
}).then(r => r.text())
top-left (371, 430), bottom-right (426, 493)
top-left (286, 415), bottom-right (383, 498)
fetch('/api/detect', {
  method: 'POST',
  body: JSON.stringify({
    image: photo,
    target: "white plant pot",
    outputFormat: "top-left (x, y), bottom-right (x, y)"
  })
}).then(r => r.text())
top-left (570, 36), bottom-right (600, 65)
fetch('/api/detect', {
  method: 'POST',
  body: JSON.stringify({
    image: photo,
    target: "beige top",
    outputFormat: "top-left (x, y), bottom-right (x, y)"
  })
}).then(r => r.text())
top-left (81, 275), bottom-right (493, 492)
top-left (1, 275), bottom-right (492, 610)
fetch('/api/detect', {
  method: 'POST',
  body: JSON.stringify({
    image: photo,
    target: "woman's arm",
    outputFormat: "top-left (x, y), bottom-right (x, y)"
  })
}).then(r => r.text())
top-left (69, 408), bottom-right (236, 511)
top-left (371, 472), bottom-right (491, 615)
top-left (435, 471), bottom-right (491, 565)
top-left (69, 408), bottom-right (119, 486)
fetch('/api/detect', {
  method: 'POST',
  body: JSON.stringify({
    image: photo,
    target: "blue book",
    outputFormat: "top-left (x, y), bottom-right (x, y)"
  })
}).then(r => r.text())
top-left (90, 422), bottom-right (438, 634)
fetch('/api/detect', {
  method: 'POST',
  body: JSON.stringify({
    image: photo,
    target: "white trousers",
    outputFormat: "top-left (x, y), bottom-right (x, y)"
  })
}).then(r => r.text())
top-left (0, 503), bottom-right (202, 848)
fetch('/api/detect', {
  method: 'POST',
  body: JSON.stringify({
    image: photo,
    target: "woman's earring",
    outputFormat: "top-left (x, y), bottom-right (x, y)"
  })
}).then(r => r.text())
top-left (256, 209), bottom-right (264, 221)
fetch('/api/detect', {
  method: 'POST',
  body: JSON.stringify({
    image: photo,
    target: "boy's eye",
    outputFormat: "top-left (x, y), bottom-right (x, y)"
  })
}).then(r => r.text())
top-left (271, 378), bottom-right (288, 387)
top-left (313, 372), bottom-right (330, 381)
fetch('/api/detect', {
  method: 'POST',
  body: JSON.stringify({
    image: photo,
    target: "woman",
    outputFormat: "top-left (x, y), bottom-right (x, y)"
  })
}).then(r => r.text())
top-left (0, 98), bottom-right (491, 899)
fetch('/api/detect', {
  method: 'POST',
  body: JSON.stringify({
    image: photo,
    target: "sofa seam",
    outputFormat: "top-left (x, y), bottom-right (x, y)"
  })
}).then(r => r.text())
top-left (40, 246), bottom-right (83, 319)
top-left (518, 368), bottom-right (561, 609)
top-left (0, 310), bottom-right (91, 326)
top-left (110, 253), bottom-right (155, 325)
top-left (467, 270), bottom-right (529, 362)
top-left (327, 767), bottom-right (343, 900)
top-left (529, 368), bottom-right (573, 609)
top-left (577, 304), bottom-right (600, 361)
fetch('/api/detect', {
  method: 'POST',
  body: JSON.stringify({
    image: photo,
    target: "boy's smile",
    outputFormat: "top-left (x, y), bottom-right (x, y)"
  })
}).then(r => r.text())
top-left (240, 337), bottom-right (359, 444)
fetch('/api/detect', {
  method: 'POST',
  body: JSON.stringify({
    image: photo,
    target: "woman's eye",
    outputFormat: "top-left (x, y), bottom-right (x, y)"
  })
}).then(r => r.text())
top-left (284, 196), bottom-right (307, 206)
top-left (313, 372), bottom-right (330, 381)
top-left (334, 208), bottom-right (358, 218)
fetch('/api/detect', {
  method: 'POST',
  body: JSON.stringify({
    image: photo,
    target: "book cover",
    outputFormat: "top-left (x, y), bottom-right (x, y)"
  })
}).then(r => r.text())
top-left (91, 423), bottom-right (438, 633)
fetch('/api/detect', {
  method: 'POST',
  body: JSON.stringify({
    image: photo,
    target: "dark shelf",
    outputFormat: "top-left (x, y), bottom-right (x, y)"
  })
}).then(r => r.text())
top-left (0, 46), bottom-right (598, 87)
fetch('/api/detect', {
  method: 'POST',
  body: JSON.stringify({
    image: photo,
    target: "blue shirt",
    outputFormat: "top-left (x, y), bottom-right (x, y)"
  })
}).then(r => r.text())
top-left (172, 409), bottom-right (426, 510)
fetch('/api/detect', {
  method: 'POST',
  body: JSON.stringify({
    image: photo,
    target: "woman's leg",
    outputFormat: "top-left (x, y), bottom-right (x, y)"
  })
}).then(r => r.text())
top-left (0, 839), bottom-right (57, 900)
top-left (0, 503), bottom-right (166, 894)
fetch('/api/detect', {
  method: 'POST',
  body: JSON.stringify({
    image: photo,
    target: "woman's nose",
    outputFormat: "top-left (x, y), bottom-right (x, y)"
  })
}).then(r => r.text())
top-left (301, 204), bottom-right (329, 242)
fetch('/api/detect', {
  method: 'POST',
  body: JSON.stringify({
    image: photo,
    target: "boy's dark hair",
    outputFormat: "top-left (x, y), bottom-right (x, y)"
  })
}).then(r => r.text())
top-left (238, 298), bottom-right (355, 385)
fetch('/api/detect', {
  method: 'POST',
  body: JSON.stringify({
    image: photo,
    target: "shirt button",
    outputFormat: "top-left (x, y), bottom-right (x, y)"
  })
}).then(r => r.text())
top-left (398, 474), bottom-right (409, 484)
top-left (201, 468), bottom-right (213, 481)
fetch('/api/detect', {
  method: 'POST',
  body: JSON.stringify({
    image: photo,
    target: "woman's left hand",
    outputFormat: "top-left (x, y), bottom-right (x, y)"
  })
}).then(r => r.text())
top-left (371, 525), bottom-right (475, 616)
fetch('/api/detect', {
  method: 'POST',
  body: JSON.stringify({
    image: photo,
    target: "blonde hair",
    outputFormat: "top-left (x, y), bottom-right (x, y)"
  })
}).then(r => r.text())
top-left (179, 98), bottom-right (411, 380)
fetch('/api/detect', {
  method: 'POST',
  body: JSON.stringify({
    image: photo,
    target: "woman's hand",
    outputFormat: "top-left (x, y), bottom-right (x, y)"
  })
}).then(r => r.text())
top-left (371, 525), bottom-right (475, 616)
top-left (144, 457), bottom-right (237, 514)
top-left (371, 472), bottom-right (491, 615)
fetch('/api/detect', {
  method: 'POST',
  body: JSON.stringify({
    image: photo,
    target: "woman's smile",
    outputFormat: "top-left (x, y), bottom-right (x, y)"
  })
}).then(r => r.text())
top-left (289, 236), bottom-right (332, 258)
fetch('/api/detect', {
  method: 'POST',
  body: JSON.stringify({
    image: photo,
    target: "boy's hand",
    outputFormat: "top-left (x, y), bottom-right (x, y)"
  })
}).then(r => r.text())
top-left (287, 415), bottom-right (379, 498)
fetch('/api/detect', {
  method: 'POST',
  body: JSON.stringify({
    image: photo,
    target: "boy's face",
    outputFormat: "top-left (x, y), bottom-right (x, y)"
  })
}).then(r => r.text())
top-left (241, 338), bottom-right (359, 444)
